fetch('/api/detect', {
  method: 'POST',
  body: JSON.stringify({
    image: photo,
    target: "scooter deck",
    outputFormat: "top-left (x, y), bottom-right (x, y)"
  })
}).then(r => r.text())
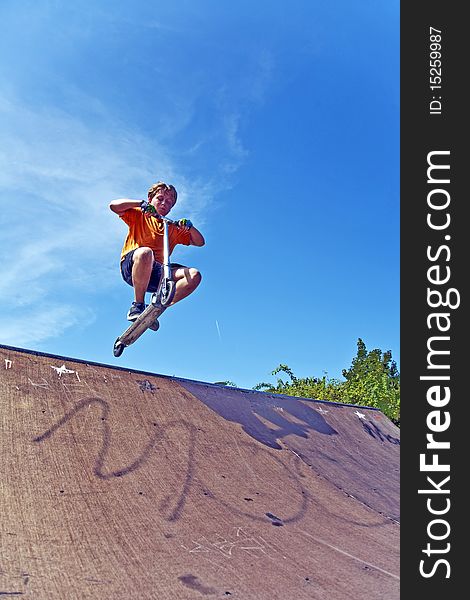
top-left (114, 295), bottom-right (166, 354)
top-left (120, 305), bottom-right (165, 345)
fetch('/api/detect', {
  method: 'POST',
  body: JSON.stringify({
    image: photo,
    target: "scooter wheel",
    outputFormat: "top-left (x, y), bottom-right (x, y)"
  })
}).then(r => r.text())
top-left (160, 280), bottom-right (176, 307)
top-left (113, 340), bottom-right (125, 357)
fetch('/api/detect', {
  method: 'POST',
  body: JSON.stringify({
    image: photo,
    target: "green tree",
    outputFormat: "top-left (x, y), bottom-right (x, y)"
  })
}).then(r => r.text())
top-left (253, 339), bottom-right (400, 425)
top-left (341, 339), bottom-right (400, 424)
top-left (254, 364), bottom-right (344, 403)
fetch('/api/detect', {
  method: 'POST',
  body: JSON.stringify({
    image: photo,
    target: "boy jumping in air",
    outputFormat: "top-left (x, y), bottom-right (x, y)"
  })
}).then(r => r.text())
top-left (110, 181), bottom-right (205, 323)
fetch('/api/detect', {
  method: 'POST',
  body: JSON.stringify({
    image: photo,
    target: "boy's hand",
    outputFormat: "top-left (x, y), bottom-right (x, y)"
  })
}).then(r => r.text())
top-left (176, 218), bottom-right (193, 229)
top-left (140, 200), bottom-right (157, 215)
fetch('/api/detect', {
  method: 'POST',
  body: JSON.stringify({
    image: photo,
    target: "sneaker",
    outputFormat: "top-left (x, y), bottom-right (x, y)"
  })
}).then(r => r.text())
top-left (149, 319), bottom-right (160, 332)
top-left (127, 302), bottom-right (146, 321)
top-left (127, 302), bottom-right (160, 331)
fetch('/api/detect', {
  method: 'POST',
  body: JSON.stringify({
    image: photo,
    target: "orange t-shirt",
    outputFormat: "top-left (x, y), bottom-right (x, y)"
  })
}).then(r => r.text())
top-left (119, 208), bottom-right (191, 264)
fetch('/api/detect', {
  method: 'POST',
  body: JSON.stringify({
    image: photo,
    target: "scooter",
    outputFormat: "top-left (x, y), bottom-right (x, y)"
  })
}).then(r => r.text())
top-left (113, 215), bottom-right (176, 357)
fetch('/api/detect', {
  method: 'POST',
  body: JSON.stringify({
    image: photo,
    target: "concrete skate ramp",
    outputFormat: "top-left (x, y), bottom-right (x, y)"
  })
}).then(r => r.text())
top-left (0, 345), bottom-right (399, 599)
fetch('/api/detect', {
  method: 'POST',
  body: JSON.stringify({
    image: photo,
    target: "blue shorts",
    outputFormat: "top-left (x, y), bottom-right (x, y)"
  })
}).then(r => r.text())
top-left (120, 250), bottom-right (184, 292)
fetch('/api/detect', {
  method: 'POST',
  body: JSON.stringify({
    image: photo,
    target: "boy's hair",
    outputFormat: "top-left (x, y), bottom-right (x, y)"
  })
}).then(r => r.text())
top-left (147, 182), bottom-right (177, 204)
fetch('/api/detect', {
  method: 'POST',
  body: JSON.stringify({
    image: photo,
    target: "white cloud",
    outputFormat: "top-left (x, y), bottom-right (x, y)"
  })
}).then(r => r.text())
top-left (0, 36), bottom-right (275, 347)
top-left (0, 93), bottom-right (181, 345)
top-left (0, 303), bottom-right (94, 347)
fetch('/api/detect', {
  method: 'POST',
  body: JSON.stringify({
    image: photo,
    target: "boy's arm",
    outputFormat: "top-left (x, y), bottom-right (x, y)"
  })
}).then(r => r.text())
top-left (174, 218), bottom-right (205, 247)
top-left (188, 226), bottom-right (205, 247)
top-left (109, 199), bottom-right (143, 216)
top-left (110, 200), bottom-right (205, 246)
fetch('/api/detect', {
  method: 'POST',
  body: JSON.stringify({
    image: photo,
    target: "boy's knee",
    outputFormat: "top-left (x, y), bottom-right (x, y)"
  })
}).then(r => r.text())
top-left (133, 247), bottom-right (154, 264)
top-left (190, 268), bottom-right (202, 285)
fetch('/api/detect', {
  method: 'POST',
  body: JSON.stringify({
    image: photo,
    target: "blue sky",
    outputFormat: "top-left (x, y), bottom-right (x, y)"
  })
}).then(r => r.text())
top-left (0, 1), bottom-right (399, 390)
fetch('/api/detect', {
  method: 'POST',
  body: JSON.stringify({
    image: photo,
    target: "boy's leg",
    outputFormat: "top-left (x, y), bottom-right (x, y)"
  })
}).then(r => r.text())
top-left (171, 266), bottom-right (202, 304)
top-left (131, 247), bottom-right (154, 303)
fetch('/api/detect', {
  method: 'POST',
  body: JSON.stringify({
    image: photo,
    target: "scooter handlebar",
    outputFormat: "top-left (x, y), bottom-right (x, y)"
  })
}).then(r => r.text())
top-left (154, 214), bottom-right (176, 224)
top-left (156, 215), bottom-right (192, 229)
